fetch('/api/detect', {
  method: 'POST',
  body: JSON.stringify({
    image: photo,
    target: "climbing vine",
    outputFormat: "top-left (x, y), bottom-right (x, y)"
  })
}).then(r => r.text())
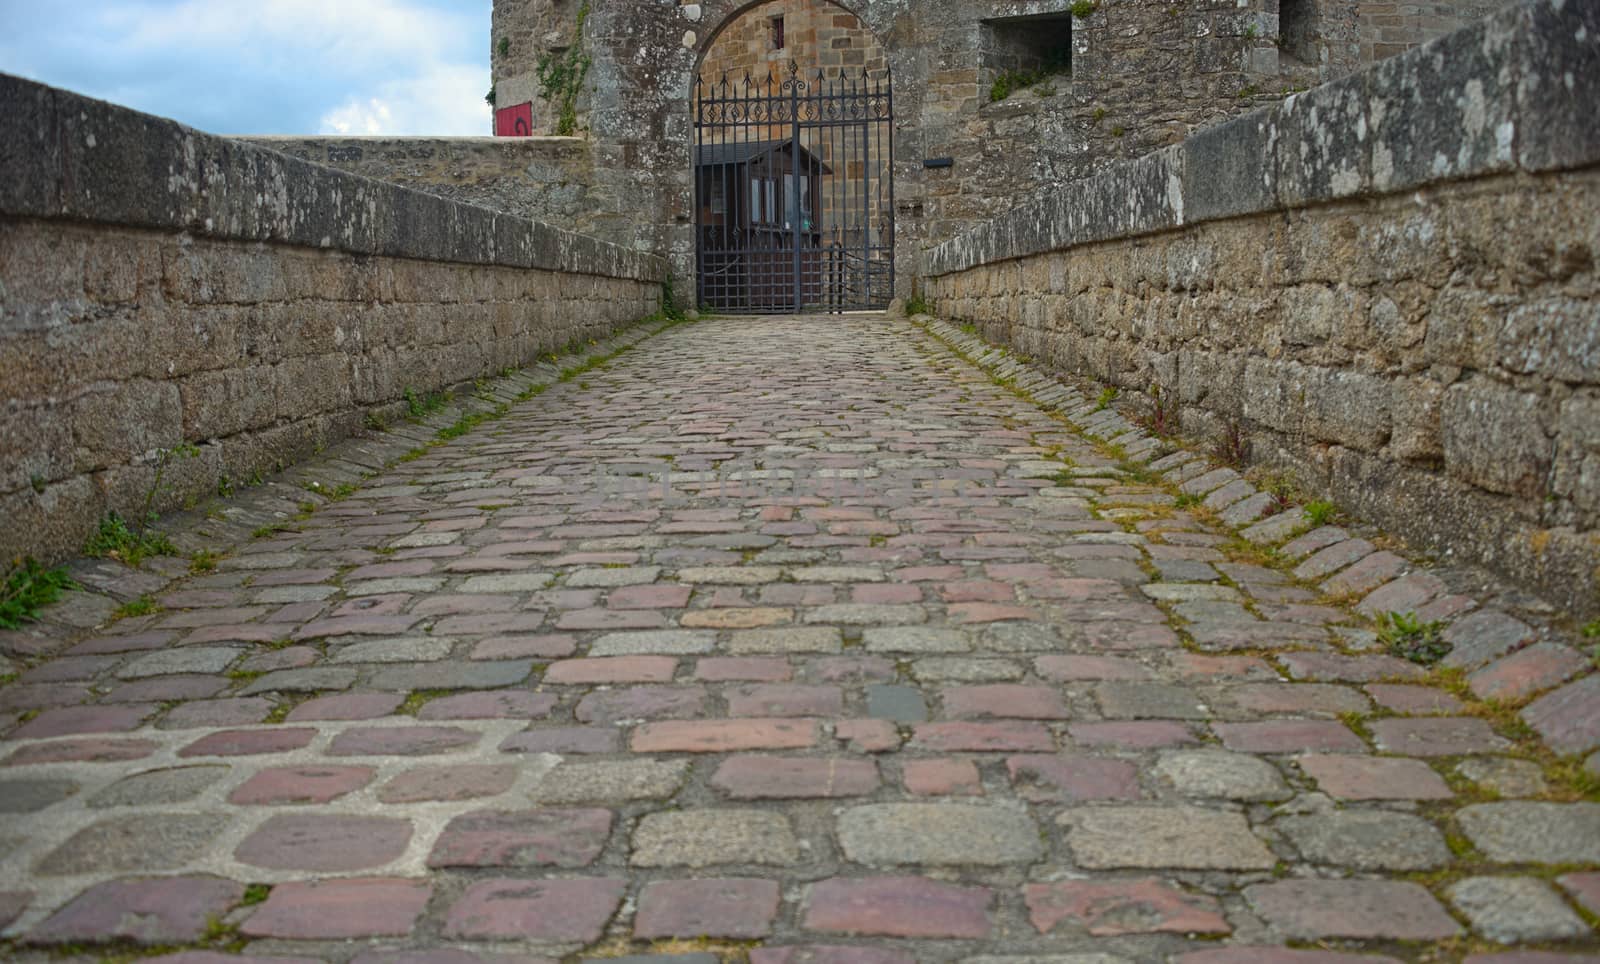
top-left (537, 0), bottom-right (592, 136)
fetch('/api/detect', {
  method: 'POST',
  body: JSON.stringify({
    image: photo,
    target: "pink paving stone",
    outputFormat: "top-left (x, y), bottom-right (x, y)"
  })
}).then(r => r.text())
top-left (30, 877), bottom-right (245, 944)
top-left (229, 765), bottom-right (376, 804)
top-left (902, 757), bottom-right (982, 795)
top-left (347, 561), bottom-right (436, 581)
top-left (1244, 880), bottom-right (1461, 940)
top-left (471, 634), bottom-right (577, 660)
top-left (556, 609), bottom-right (667, 631)
top-left (182, 625), bottom-right (286, 645)
top-left (576, 686), bottom-right (707, 723)
top-left (543, 655), bottom-right (677, 684)
top-left (1227, 683), bottom-right (1370, 716)
top-left (327, 725), bottom-right (480, 756)
top-left (942, 684), bottom-right (1070, 720)
top-left (893, 566), bottom-right (964, 582)
top-left (1176, 950), bottom-right (1404, 964)
top-left (1321, 550), bottom-right (1407, 596)
top-left (234, 814), bottom-right (413, 871)
top-left (177, 728), bottom-right (316, 757)
top-left (241, 878), bottom-right (431, 939)
top-left (635, 878), bottom-right (781, 939)
top-left (1025, 878), bottom-right (1230, 936)
top-left (105, 676), bottom-right (230, 703)
top-left (67, 630), bottom-right (181, 655)
top-left (378, 764), bottom-right (519, 803)
top-left (437, 613), bottom-right (551, 635)
top-left (1296, 754), bottom-right (1453, 799)
top-left (1080, 622), bottom-right (1181, 650)
top-left (1068, 721), bottom-right (1200, 749)
top-left (9, 704), bottom-right (155, 740)
top-left (948, 602), bottom-right (1037, 623)
top-left (1368, 717), bottom-right (1510, 756)
top-left (1007, 754), bottom-right (1142, 802)
top-left (418, 691), bottom-right (557, 720)
top-left (285, 692), bottom-right (404, 722)
top-left (499, 726), bottom-right (619, 754)
top-left (1213, 721), bottom-right (1367, 754)
top-left (728, 684), bottom-right (844, 717)
top-left (1364, 684), bottom-right (1467, 715)
top-left (810, 656), bottom-right (896, 682)
top-left (160, 698), bottom-right (274, 729)
top-left (711, 756), bottom-right (880, 798)
top-left (293, 615), bottom-right (421, 640)
top-left (443, 877), bottom-right (625, 942)
top-left (237, 647), bottom-right (319, 673)
top-left (939, 580), bottom-right (1017, 603)
top-left (1522, 675), bottom-right (1600, 755)
top-left (853, 584), bottom-right (923, 605)
top-left (1278, 651), bottom-right (1426, 682)
top-left (696, 657), bottom-right (793, 682)
top-left (1169, 653), bottom-right (1276, 679)
top-left (608, 584), bottom-right (693, 609)
top-left (632, 718), bottom-right (817, 752)
top-left (427, 808), bottom-right (612, 868)
top-left (911, 721), bottom-right (1055, 752)
top-left (751, 949), bottom-right (915, 964)
top-left (1036, 654), bottom-right (1153, 681)
top-left (4, 737), bottom-right (160, 765)
top-left (803, 876), bottom-right (992, 939)
top-left (835, 718), bottom-right (901, 753)
top-left (1557, 872), bottom-right (1600, 916)
top-left (1468, 642), bottom-right (1589, 702)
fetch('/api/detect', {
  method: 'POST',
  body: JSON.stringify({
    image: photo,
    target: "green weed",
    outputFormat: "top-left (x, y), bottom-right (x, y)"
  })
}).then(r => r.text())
top-left (1303, 499), bottom-right (1338, 526)
top-left (1377, 611), bottom-right (1449, 665)
top-left (113, 595), bottom-right (161, 620)
top-left (0, 557), bottom-right (75, 630)
top-left (84, 513), bottom-right (178, 567)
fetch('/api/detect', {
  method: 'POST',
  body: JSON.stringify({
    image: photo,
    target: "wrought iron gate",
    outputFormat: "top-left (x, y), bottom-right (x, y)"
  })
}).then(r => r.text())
top-left (694, 62), bottom-right (894, 314)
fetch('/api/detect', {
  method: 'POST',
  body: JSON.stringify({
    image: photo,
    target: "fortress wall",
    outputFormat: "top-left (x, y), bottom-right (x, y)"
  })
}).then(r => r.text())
top-left (0, 73), bottom-right (667, 568)
top-left (924, 0), bottom-right (1600, 614)
top-left (237, 136), bottom-right (659, 255)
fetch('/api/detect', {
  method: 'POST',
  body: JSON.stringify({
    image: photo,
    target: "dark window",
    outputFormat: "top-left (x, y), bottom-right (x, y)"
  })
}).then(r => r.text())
top-left (979, 14), bottom-right (1073, 100)
top-left (770, 15), bottom-right (785, 50)
top-left (1280, 0), bottom-right (1316, 64)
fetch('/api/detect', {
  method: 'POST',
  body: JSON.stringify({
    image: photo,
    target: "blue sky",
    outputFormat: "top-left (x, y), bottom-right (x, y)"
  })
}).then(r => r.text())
top-left (0, 0), bottom-right (492, 136)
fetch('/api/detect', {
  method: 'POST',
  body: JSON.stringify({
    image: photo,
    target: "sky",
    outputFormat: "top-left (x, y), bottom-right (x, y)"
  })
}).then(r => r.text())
top-left (0, 0), bottom-right (493, 136)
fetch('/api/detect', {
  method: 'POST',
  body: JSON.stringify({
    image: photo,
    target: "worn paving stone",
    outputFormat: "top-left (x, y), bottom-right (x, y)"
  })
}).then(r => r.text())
top-left (1153, 750), bottom-right (1290, 800)
top-left (530, 759), bottom-right (690, 803)
top-left (378, 764), bottom-right (519, 803)
top-left (442, 877), bottom-right (624, 942)
top-left (1368, 717), bottom-right (1510, 756)
top-left (837, 803), bottom-right (1042, 865)
top-left (802, 876), bottom-right (992, 938)
top-left (632, 808), bottom-right (799, 867)
top-left (1024, 878), bottom-right (1230, 936)
top-left (634, 878), bottom-right (780, 939)
top-left (1297, 754), bottom-right (1453, 800)
top-left (1277, 810), bottom-right (1451, 870)
top-left (1060, 806), bottom-right (1276, 869)
top-left (30, 876), bottom-right (245, 944)
top-left (1455, 756), bottom-right (1551, 798)
top-left (1245, 880), bottom-right (1462, 940)
top-left (0, 778), bottom-right (78, 812)
top-left (1006, 754), bottom-right (1141, 802)
top-left (1456, 802), bottom-right (1600, 864)
top-left (712, 756), bottom-right (880, 799)
top-left (88, 766), bottom-right (227, 807)
top-left (234, 814), bottom-right (412, 871)
top-left (229, 765), bottom-right (375, 804)
top-left (241, 878), bottom-right (431, 939)
top-left (427, 808), bottom-right (612, 868)
top-left (1447, 877), bottom-right (1590, 943)
top-left (37, 813), bottom-right (233, 875)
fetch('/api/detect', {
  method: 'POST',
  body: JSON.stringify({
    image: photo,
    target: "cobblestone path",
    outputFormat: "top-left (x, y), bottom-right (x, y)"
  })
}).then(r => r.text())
top-left (1, 314), bottom-right (1597, 963)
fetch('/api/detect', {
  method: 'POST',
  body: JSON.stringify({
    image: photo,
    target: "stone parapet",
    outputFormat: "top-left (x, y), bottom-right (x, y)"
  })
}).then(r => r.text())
top-left (923, 0), bottom-right (1599, 614)
top-left (0, 73), bottom-right (667, 568)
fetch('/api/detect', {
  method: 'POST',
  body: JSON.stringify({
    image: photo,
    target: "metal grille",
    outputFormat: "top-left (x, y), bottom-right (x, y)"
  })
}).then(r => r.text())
top-left (694, 62), bottom-right (894, 314)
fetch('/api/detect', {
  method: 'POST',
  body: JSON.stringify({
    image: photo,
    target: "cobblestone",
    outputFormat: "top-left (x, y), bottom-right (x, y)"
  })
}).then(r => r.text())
top-left (0, 315), bottom-right (1591, 960)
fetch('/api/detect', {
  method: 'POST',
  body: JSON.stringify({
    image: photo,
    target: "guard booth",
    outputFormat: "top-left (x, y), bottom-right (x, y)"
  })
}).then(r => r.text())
top-left (696, 139), bottom-right (830, 311)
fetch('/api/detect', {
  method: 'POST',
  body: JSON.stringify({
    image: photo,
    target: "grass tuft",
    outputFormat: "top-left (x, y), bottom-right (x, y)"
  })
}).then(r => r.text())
top-left (0, 557), bottom-right (76, 630)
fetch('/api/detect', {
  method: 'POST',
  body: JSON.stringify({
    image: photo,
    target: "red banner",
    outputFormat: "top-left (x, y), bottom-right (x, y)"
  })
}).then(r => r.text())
top-left (494, 102), bottom-right (532, 137)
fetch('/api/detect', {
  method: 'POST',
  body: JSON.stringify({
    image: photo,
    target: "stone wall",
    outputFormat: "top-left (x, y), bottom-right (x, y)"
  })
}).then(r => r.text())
top-left (238, 136), bottom-right (657, 254)
top-left (490, 0), bottom-right (1510, 297)
top-left (1357, 0), bottom-right (1509, 61)
top-left (0, 73), bottom-right (667, 569)
top-left (923, 0), bottom-right (1600, 615)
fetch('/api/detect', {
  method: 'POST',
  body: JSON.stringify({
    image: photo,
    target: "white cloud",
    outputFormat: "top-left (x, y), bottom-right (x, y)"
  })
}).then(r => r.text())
top-left (319, 62), bottom-right (492, 136)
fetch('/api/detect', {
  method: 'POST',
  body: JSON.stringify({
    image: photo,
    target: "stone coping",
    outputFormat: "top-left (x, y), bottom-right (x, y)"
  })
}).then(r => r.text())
top-left (0, 73), bottom-right (666, 284)
top-left (925, 0), bottom-right (1597, 277)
